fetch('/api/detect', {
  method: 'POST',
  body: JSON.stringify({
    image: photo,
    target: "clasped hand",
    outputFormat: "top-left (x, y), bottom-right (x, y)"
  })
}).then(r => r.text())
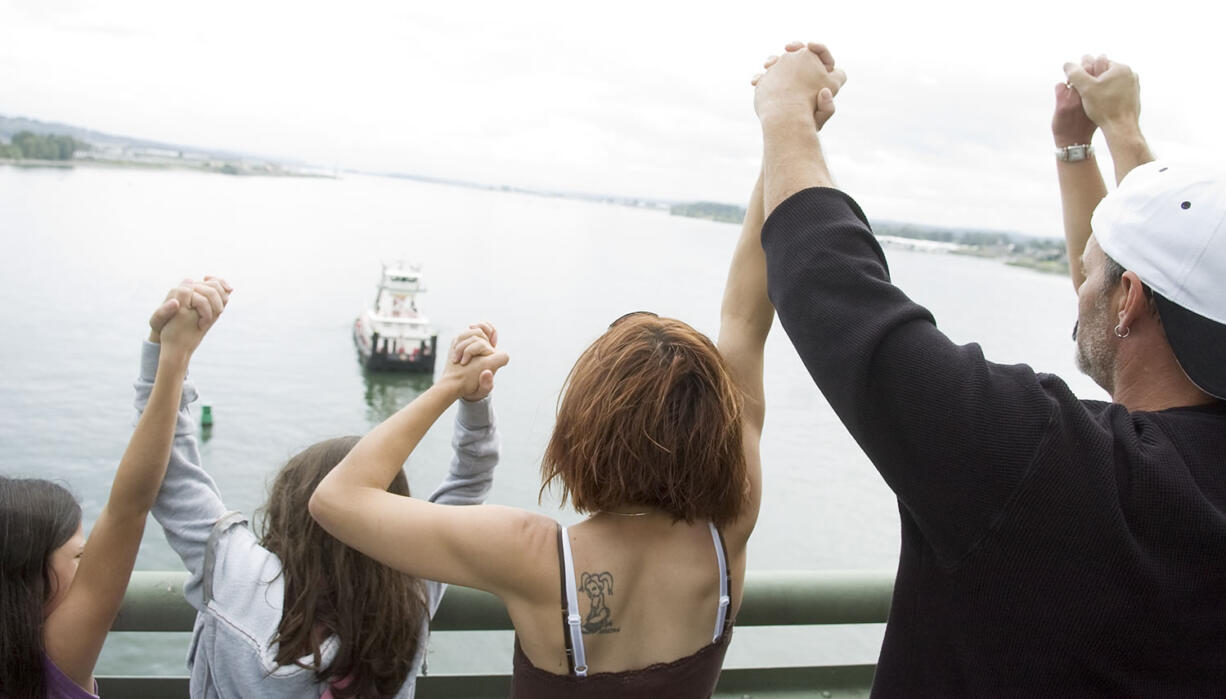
top-left (442, 322), bottom-right (509, 402)
top-left (1060, 54), bottom-right (1141, 136)
top-left (148, 276), bottom-right (233, 355)
top-left (752, 41), bottom-right (847, 131)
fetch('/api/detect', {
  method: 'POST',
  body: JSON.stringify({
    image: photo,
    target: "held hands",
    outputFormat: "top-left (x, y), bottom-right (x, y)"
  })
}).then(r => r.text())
top-left (752, 41), bottom-right (846, 130)
top-left (1052, 55), bottom-right (1104, 147)
top-left (1063, 55), bottom-right (1141, 135)
top-left (148, 276), bottom-right (233, 356)
top-left (441, 322), bottom-right (509, 402)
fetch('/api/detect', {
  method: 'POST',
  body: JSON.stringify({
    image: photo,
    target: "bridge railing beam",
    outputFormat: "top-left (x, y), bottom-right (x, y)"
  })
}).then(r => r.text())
top-left (104, 569), bottom-right (894, 698)
top-left (114, 569), bottom-right (895, 632)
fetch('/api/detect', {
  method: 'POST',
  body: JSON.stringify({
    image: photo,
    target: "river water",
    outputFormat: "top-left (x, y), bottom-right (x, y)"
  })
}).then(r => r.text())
top-left (0, 164), bottom-right (1105, 676)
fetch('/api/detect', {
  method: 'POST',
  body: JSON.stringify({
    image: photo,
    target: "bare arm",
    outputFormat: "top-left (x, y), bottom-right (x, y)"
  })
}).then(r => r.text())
top-left (1052, 78), bottom-right (1108, 291)
top-left (308, 329), bottom-right (542, 601)
top-left (717, 172), bottom-right (771, 545)
top-left (1056, 56), bottom-right (1153, 291)
top-left (1101, 124), bottom-right (1153, 186)
top-left (738, 41), bottom-right (852, 544)
top-left (762, 114), bottom-right (833, 214)
top-left (1057, 160), bottom-right (1107, 291)
top-left (44, 278), bottom-right (230, 691)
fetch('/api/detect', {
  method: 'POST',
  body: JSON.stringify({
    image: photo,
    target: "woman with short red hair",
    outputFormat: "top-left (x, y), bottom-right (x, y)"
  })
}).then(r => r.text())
top-left (310, 173), bottom-right (772, 698)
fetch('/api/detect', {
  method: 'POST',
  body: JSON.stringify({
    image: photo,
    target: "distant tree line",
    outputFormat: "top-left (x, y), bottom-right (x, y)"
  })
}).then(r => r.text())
top-left (871, 220), bottom-right (1064, 249)
top-left (670, 201), bottom-right (746, 224)
top-left (668, 201), bottom-right (1048, 250)
top-left (0, 131), bottom-right (87, 160)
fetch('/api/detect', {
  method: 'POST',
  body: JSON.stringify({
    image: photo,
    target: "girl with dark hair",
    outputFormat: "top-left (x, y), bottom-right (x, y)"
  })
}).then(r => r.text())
top-left (311, 172), bottom-right (773, 698)
top-left (1, 277), bottom-right (230, 699)
top-left (146, 321), bottom-right (500, 698)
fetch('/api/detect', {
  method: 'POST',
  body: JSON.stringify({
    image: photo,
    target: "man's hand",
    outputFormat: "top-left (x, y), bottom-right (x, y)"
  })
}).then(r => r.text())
top-left (1063, 56), bottom-right (1140, 134)
top-left (1064, 55), bottom-right (1151, 184)
top-left (442, 322), bottom-right (508, 402)
top-left (753, 41), bottom-right (846, 129)
top-left (753, 40), bottom-right (843, 212)
top-left (149, 277), bottom-right (232, 356)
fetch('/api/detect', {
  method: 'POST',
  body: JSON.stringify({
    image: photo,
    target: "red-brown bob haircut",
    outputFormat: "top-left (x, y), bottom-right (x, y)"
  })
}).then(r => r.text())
top-left (541, 313), bottom-right (747, 527)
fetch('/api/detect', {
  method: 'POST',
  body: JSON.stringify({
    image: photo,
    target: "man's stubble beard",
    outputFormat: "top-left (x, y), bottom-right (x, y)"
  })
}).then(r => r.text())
top-left (1075, 293), bottom-right (1117, 396)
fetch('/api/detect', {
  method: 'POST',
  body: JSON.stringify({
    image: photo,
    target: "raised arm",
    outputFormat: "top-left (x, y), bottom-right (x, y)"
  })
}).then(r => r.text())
top-left (310, 327), bottom-right (545, 602)
top-left (716, 172), bottom-right (771, 546)
top-left (1053, 67), bottom-right (1108, 291)
top-left (44, 278), bottom-right (230, 691)
top-left (755, 42), bottom-right (1064, 565)
top-left (144, 336), bottom-right (230, 610)
top-left (1058, 56), bottom-right (1154, 290)
top-left (1065, 57), bottom-right (1153, 186)
top-left (427, 394), bottom-right (499, 506)
top-left (753, 42), bottom-right (845, 214)
top-left (724, 47), bottom-right (846, 547)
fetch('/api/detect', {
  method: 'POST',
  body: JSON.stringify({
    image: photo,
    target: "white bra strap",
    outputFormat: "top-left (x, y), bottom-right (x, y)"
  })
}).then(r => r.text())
top-left (709, 522), bottom-right (731, 643)
top-left (560, 526), bottom-right (588, 676)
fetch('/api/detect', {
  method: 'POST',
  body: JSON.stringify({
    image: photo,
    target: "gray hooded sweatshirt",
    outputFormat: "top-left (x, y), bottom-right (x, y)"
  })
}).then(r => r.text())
top-left (137, 341), bottom-right (499, 698)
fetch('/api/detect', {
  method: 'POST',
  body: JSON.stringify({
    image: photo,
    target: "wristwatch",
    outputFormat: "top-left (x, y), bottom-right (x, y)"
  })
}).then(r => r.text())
top-left (1055, 144), bottom-right (1094, 162)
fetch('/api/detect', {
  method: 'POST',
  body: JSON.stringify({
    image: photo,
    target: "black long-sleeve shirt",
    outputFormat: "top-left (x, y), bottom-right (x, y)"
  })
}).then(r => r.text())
top-left (762, 187), bottom-right (1226, 697)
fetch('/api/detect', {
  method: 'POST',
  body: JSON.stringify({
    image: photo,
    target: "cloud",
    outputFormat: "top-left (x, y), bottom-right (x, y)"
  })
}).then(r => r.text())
top-left (3, 0), bottom-right (1225, 237)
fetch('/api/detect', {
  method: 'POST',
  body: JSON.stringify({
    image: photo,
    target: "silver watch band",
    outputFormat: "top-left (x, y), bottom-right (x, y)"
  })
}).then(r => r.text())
top-left (1055, 144), bottom-right (1094, 162)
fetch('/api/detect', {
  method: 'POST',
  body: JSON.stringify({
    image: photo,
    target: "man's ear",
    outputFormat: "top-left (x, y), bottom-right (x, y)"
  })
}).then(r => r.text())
top-left (1117, 270), bottom-right (1154, 328)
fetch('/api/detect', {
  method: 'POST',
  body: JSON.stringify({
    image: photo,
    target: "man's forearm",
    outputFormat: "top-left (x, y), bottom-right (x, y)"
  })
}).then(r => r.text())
top-left (1101, 123), bottom-right (1153, 185)
top-left (761, 111), bottom-right (833, 214)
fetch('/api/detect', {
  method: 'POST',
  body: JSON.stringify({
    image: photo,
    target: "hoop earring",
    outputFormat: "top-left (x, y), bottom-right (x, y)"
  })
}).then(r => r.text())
top-left (1114, 324), bottom-right (1130, 339)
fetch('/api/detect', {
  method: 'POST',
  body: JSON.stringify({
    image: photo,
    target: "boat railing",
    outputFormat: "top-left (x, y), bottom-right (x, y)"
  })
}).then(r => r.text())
top-left (101, 569), bottom-right (894, 698)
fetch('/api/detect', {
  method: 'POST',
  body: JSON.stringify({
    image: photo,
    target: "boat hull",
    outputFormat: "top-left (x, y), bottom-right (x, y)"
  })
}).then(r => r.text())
top-left (353, 318), bottom-right (438, 373)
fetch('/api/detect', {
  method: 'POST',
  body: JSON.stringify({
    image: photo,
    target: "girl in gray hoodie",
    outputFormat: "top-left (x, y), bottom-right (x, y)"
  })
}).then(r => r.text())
top-left (144, 322), bottom-right (501, 698)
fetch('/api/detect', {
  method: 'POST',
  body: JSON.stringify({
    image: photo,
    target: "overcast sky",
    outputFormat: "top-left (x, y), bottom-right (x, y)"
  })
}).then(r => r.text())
top-left (3, 0), bottom-right (1225, 237)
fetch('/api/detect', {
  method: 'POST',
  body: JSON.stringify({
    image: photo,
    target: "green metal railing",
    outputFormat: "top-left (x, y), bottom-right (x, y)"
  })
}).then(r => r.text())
top-left (100, 570), bottom-right (894, 698)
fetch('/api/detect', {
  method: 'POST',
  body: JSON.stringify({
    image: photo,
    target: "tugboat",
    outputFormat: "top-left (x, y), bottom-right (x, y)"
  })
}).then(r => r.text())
top-left (353, 263), bottom-right (439, 372)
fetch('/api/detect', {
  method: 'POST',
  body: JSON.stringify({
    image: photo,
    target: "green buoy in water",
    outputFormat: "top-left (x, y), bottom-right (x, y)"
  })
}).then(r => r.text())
top-left (201, 405), bottom-right (214, 427)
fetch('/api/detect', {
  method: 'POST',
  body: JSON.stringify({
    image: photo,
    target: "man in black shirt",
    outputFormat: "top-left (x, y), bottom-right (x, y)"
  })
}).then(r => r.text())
top-left (752, 44), bottom-right (1226, 695)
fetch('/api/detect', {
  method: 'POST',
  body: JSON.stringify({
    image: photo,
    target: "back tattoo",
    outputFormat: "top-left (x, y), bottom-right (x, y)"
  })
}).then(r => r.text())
top-left (580, 571), bottom-right (618, 634)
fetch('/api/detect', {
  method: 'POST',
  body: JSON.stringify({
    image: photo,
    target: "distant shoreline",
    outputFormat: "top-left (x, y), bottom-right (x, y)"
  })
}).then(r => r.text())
top-left (667, 207), bottom-right (1070, 277)
top-left (2, 149), bottom-right (1067, 277)
top-left (0, 156), bottom-right (332, 178)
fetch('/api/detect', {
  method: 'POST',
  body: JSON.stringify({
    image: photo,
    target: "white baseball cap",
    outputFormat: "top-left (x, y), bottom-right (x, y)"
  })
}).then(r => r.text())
top-left (1091, 160), bottom-right (1226, 400)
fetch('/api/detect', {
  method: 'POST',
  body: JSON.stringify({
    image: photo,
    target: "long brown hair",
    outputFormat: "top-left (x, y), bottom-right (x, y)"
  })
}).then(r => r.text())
top-left (541, 314), bottom-right (748, 527)
top-left (258, 437), bottom-right (427, 698)
top-left (0, 477), bottom-right (82, 699)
